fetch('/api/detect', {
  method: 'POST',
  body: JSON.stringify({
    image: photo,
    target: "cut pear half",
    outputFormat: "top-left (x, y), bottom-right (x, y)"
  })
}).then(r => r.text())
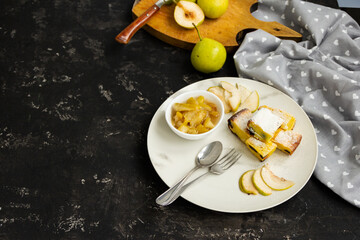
top-left (239, 90), bottom-right (259, 113)
top-left (239, 170), bottom-right (258, 195)
top-left (261, 165), bottom-right (295, 190)
top-left (252, 168), bottom-right (272, 196)
top-left (174, 1), bottom-right (205, 29)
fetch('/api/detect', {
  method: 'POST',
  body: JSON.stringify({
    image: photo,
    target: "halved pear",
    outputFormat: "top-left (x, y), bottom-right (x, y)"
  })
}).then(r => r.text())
top-left (207, 86), bottom-right (231, 113)
top-left (252, 168), bottom-right (272, 196)
top-left (239, 90), bottom-right (259, 112)
top-left (220, 81), bottom-right (241, 112)
top-left (260, 164), bottom-right (295, 190)
top-left (239, 170), bottom-right (258, 195)
top-left (174, 1), bottom-right (205, 29)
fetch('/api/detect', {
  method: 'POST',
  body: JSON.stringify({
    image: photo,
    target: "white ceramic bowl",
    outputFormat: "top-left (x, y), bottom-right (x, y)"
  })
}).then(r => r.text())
top-left (165, 90), bottom-right (224, 140)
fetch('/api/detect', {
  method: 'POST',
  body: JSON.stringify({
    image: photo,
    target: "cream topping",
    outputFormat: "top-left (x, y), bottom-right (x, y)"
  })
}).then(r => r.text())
top-left (251, 108), bottom-right (284, 135)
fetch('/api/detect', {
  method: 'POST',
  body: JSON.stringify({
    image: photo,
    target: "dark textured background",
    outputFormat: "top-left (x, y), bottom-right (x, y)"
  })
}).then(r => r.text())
top-left (0, 0), bottom-right (359, 239)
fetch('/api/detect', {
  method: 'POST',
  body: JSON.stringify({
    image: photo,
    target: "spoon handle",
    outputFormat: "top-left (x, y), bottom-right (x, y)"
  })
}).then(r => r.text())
top-left (156, 165), bottom-right (201, 206)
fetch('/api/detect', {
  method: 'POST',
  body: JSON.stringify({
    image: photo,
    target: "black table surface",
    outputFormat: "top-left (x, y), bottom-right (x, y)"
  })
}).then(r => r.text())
top-left (1, 0), bottom-right (359, 239)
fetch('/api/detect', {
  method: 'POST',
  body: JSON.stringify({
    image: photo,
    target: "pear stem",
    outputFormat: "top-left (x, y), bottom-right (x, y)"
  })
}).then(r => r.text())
top-left (192, 23), bottom-right (202, 41)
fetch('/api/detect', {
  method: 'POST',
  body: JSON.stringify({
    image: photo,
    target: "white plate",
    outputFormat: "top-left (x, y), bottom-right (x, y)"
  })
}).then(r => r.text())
top-left (147, 77), bottom-right (318, 213)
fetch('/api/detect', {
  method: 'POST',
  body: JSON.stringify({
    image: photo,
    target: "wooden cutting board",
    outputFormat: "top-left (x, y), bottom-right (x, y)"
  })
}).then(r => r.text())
top-left (132, 0), bottom-right (302, 51)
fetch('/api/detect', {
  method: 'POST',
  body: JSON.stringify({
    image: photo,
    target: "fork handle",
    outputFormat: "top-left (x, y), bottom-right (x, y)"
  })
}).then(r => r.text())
top-left (156, 165), bottom-right (201, 206)
top-left (156, 171), bottom-right (210, 206)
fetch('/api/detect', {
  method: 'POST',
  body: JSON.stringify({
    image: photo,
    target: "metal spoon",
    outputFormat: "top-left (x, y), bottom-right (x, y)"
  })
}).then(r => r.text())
top-left (160, 149), bottom-right (242, 206)
top-left (156, 141), bottom-right (223, 206)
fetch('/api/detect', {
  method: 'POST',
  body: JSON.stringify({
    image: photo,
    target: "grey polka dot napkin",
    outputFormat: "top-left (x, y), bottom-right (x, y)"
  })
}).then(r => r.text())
top-left (234, 0), bottom-right (360, 207)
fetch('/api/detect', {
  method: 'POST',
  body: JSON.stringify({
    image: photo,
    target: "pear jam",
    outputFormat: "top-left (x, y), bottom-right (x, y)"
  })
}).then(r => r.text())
top-left (171, 96), bottom-right (220, 134)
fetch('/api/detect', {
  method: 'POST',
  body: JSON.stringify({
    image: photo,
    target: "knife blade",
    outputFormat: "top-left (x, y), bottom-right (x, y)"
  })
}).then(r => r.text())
top-left (115, 0), bottom-right (170, 44)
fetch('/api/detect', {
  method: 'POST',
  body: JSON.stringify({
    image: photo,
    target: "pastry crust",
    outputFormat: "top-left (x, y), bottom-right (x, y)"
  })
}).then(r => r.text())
top-left (228, 104), bottom-right (301, 161)
top-left (228, 108), bottom-right (252, 142)
top-left (272, 130), bottom-right (302, 155)
top-left (245, 137), bottom-right (277, 161)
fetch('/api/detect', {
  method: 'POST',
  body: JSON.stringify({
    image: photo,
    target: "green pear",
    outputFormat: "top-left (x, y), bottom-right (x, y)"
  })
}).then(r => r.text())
top-left (190, 25), bottom-right (226, 73)
top-left (197, 0), bottom-right (228, 19)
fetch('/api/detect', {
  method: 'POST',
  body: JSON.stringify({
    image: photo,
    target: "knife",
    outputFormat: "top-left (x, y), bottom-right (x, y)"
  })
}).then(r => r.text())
top-left (115, 0), bottom-right (173, 44)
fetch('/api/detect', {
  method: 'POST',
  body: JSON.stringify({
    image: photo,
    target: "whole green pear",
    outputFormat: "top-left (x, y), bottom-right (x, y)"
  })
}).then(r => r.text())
top-left (197, 0), bottom-right (228, 19)
top-left (190, 25), bottom-right (226, 73)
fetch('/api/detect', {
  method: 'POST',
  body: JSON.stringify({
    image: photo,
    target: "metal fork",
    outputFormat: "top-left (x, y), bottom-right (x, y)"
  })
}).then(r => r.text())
top-left (156, 148), bottom-right (242, 206)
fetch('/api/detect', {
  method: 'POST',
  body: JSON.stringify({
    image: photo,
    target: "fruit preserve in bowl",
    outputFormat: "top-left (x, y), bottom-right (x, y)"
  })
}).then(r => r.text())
top-left (165, 90), bottom-right (224, 140)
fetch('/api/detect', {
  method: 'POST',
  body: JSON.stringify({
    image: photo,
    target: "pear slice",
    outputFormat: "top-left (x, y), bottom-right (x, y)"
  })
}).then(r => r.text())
top-left (252, 168), bottom-right (272, 196)
top-left (239, 170), bottom-right (258, 195)
top-left (224, 89), bottom-right (232, 109)
top-left (239, 90), bottom-right (259, 113)
top-left (207, 86), bottom-right (231, 113)
top-left (174, 1), bottom-right (205, 29)
top-left (261, 164), bottom-right (295, 190)
top-left (220, 81), bottom-right (241, 112)
top-left (236, 83), bottom-right (251, 103)
top-left (227, 94), bottom-right (241, 112)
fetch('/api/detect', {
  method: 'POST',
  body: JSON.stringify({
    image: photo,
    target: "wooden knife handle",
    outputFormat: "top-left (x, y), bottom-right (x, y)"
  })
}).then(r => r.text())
top-left (115, 4), bottom-right (160, 44)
